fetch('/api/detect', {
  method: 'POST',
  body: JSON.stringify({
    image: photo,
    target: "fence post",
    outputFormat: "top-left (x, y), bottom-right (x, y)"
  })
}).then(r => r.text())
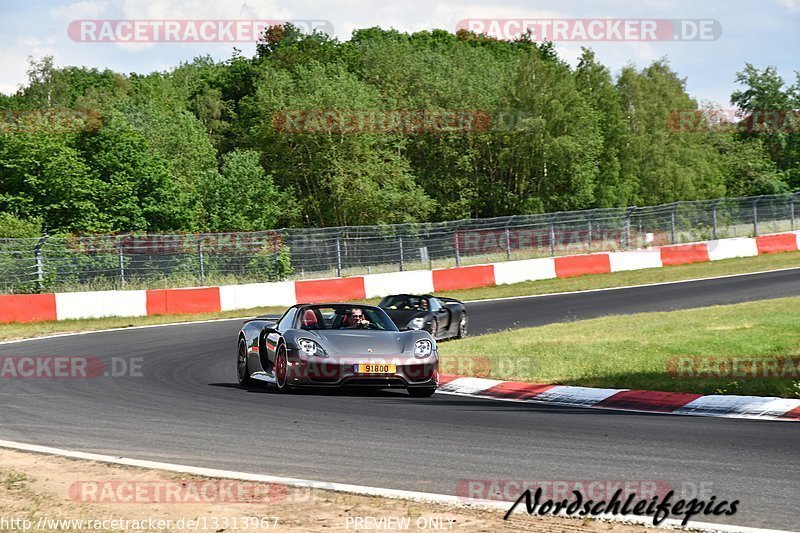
top-left (335, 236), bottom-right (342, 277)
top-left (273, 234), bottom-right (280, 281)
top-left (586, 216), bottom-right (593, 248)
top-left (624, 207), bottom-right (636, 250)
top-left (548, 216), bottom-right (556, 257)
top-left (198, 236), bottom-right (206, 286)
top-left (117, 241), bottom-right (125, 289)
top-left (398, 235), bottom-right (404, 272)
top-left (711, 201), bottom-right (719, 240)
top-left (670, 205), bottom-right (677, 245)
top-left (504, 216), bottom-right (514, 261)
top-left (791, 194), bottom-right (797, 231)
top-left (752, 197), bottom-right (761, 236)
top-left (34, 233), bottom-right (48, 291)
top-left (454, 225), bottom-right (461, 267)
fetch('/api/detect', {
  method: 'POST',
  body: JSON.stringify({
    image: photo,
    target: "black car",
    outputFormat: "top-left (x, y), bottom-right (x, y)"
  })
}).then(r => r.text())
top-left (378, 294), bottom-right (468, 341)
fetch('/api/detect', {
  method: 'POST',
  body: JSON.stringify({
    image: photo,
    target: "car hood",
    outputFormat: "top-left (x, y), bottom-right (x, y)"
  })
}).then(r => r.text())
top-left (298, 329), bottom-right (413, 355)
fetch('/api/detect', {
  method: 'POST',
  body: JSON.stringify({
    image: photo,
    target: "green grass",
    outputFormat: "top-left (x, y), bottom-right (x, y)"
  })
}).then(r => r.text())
top-left (439, 297), bottom-right (800, 398)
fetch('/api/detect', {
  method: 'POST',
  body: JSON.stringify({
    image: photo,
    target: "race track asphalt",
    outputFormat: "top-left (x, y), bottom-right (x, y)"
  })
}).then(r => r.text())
top-left (1, 268), bottom-right (799, 530)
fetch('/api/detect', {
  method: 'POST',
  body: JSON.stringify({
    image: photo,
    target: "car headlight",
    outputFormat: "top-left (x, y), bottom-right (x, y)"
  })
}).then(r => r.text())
top-left (298, 338), bottom-right (327, 358)
top-left (414, 339), bottom-right (433, 358)
top-left (408, 317), bottom-right (426, 330)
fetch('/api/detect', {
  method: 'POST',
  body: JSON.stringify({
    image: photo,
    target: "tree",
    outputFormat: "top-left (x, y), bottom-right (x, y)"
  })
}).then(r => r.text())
top-left (0, 131), bottom-right (99, 232)
top-left (731, 64), bottom-right (798, 188)
top-left (246, 62), bottom-right (434, 226)
top-left (77, 112), bottom-right (197, 232)
top-left (574, 49), bottom-right (633, 207)
top-left (198, 149), bottom-right (296, 231)
top-left (617, 60), bottom-right (726, 204)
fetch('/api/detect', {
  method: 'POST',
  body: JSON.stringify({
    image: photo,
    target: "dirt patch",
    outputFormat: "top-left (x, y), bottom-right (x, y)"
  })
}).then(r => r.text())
top-left (0, 448), bottom-right (657, 532)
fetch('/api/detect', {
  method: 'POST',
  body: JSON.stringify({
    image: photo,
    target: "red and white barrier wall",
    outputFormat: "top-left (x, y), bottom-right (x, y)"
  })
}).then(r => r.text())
top-left (2, 231), bottom-right (799, 324)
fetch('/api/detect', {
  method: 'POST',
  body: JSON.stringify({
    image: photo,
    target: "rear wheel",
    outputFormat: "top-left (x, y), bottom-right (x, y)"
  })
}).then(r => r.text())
top-left (274, 344), bottom-right (292, 393)
top-left (237, 339), bottom-right (254, 387)
top-left (408, 387), bottom-right (436, 398)
top-left (456, 313), bottom-right (468, 339)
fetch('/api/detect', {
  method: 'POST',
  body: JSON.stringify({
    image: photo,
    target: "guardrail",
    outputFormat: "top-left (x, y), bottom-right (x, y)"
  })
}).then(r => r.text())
top-left (1, 192), bottom-right (798, 294)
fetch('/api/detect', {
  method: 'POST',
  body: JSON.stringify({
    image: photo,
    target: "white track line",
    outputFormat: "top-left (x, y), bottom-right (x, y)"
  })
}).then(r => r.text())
top-left (0, 439), bottom-right (788, 533)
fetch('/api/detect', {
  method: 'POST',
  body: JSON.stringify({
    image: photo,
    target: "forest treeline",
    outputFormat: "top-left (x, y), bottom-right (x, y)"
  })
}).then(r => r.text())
top-left (1, 26), bottom-right (798, 238)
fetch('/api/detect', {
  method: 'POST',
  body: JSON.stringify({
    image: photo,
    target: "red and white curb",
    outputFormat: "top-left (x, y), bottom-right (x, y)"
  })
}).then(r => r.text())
top-left (437, 376), bottom-right (800, 422)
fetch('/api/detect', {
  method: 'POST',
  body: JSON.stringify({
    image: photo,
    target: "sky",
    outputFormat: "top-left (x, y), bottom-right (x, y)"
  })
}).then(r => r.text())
top-left (0, 0), bottom-right (798, 107)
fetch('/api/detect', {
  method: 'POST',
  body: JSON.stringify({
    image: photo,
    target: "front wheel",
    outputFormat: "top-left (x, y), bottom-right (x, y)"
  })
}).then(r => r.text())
top-left (274, 344), bottom-right (293, 393)
top-left (456, 313), bottom-right (468, 339)
top-left (237, 339), bottom-right (254, 387)
top-left (429, 317), bottom-right (439, 340)
top-left (408, 387), bottom-right (436, 398)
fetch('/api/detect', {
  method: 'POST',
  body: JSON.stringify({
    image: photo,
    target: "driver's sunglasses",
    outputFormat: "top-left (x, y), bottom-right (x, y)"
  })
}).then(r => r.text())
top-left (352, 313), bottom-right (363, 318)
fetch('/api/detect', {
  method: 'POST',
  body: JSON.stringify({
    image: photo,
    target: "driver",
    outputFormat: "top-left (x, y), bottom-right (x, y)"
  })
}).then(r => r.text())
top-left (347, 308), bottom-right (370, 329)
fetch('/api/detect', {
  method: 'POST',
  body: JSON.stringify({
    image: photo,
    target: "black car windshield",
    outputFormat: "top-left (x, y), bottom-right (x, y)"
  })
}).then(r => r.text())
top-left (296, 305), bottom-right (399, 331)
top-left (379, 295), bottom-right (429, 311)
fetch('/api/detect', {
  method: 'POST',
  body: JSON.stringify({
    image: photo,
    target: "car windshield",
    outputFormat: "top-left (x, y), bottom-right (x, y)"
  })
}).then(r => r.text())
top-left (296, 305), bottom-right (399, 331)
top-left (379, 295), bottom-right (428, 311)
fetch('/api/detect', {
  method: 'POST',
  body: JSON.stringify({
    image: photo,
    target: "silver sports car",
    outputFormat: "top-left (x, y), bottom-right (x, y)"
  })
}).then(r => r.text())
top-left (237, 303), bottom-right (440, 396)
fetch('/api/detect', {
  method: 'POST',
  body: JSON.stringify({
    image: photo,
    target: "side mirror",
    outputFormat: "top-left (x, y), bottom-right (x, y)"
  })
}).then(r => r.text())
top-left (262, 320), bottom-right (278, 333)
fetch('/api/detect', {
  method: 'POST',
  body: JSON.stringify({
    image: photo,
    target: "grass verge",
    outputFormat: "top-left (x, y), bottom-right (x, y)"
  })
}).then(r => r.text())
top-left (0, 250), bottom-right (797, 344)
top-left (438, 296), bottom-right (800, 398)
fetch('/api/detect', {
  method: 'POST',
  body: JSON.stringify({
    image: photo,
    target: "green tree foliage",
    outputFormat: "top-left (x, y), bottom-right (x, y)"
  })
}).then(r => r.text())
top-left (246, 61), bottom-right (434, 226)
top-left (0, 30), bottom-right (797, 238)
top-left (0, 212), bottom-right (42, 238)
top-left (616, 60), bottom-right (727, 204)
top-left (77, 112), bottom-right (196, 231)
top-left (731, 64), bottom-right (800, 188)
top-left (198, 149), bottom-right (296, 231)
top-left (0, 130), bottom-right (99, 232)
top-left (574, 49), bottom-right (633, 207)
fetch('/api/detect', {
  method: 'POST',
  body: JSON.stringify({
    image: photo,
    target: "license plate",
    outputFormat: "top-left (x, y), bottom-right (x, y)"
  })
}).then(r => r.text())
top-left (355, 363), bottom-right (397, 374)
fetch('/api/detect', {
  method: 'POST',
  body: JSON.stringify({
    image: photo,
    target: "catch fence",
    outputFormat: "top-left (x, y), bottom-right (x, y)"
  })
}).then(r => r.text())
top-left (1, 193), bottom-right (798, 293)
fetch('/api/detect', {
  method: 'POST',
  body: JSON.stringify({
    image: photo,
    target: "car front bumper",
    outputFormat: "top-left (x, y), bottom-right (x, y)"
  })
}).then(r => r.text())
top-left (285, 351), bottom-right (439, 388)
